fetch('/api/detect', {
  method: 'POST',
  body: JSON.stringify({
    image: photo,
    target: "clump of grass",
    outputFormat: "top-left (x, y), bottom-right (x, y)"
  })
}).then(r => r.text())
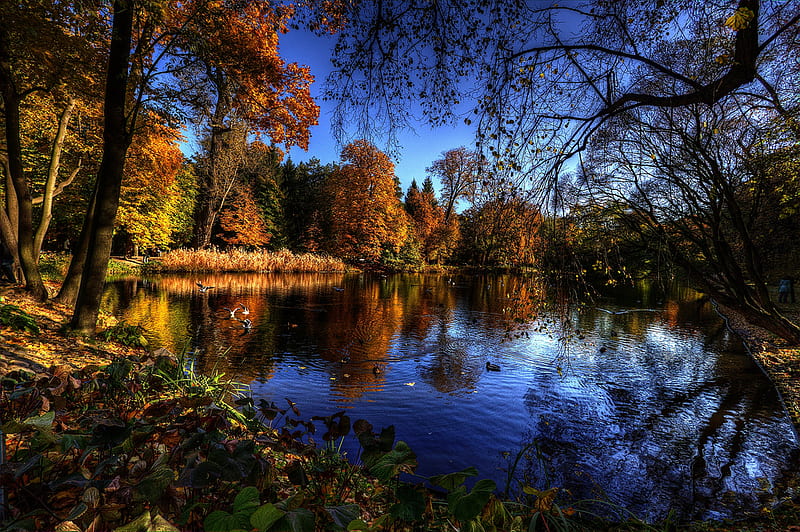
top-left (38, 252), bottom-right (70, 281)
top-left (107, 258), bottom-right (143, 277)
top-left (0, 303), bottom-right (40, 334)
top-left (148, 248), bottom-right (349, 273)
top-left (99, 320), bottom-right (149, 347)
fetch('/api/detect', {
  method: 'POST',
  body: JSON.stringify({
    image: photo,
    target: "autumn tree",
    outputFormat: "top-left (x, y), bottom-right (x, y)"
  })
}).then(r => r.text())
top-left (579, 100), bottom-right (800, 342)
top-left (405, 177), bottom-right (457, 264)
top-left (326, 140), bottom-right (410, 262)
top-left (168, 2), bottom-right (318, 249)
top-left (242, 142), bottom-right (286, 249)
top-left (0, 2), bottom-right (105, 300)
top-left (189, 121), bottom-right (249, 248)
top-left (215, 187), bottom-right (271, 248)
top-left (459, 195), bottom-right (541, 267)
top-left (29, 0), bottom-right (318, 334)
top-left (115, 120), bottom-right (188, 253)
top-left (427, 147), bottom-right (482, 223)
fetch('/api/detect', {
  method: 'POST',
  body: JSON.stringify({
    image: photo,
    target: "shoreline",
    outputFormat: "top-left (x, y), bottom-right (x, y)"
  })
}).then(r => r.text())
top-left (713, 300), bottom-right (800, 435)
top-left (3, 285), bottom-right (800, 529)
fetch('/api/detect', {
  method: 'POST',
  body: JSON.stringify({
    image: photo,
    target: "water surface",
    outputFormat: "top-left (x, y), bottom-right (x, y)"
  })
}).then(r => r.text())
top-left (105, 273), bottom-right (800, 522)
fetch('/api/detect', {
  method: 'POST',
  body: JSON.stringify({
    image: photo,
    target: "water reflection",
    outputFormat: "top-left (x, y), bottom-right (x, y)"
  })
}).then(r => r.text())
top-left (104, 273), bottom-right (800, 522)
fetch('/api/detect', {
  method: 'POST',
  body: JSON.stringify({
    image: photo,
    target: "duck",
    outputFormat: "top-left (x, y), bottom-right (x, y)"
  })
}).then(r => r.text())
top-left (196, 281), bottom-right (214, 293)
top-left (485, 361), bottom-right (501, 371)
top-left (372, 364), bottom-right (382, 375)
top-left (333, 286), bottom-right (345, 292)
top-left (239, 318), bottom-right (253, 330)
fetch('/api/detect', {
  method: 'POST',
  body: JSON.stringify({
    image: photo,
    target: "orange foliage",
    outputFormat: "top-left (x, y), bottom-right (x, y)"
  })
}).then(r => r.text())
top-left (215, 187), bottom-right (272, 247)
top-left (118, 120), bottom-right (185, 249)
top-left (327, 140), bottom-right (410, 261)
top-left (166, 1), bottom-right (319, 149)
top-left (406, 180), bottom-right (457, 263)
top-left (462, 197), bottom-right (542, 266)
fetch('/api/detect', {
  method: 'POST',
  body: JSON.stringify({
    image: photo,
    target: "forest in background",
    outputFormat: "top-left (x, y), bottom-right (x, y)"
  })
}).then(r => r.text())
top-left (2, 1), bottom-right (800, 343)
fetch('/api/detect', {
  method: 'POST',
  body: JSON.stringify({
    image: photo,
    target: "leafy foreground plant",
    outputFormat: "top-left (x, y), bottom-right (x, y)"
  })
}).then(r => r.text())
top-left (0, 352), bottom-right (779, 532)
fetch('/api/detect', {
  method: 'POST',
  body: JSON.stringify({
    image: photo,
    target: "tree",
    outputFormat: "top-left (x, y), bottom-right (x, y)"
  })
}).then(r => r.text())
top-left (459, 195), bottom-right (541, 267)
top-left (426, 147), bottom-right (481, 223)
top-left (31, 0), bottom-right (319, 333)
top-left (190, 121), bottom-right (249, 248)
top-left (579, 100), bottom-right (800, 342)
top-left (320, 0), bottom-right (800, 341)
top-left (326, 140), bottom-right (410, 262)
top-left (281, 158), bottom-right (335, 252)
top-left (0, 1), bottom-right (104, 300)
top-left (323, 1), bottom-right (799, 179)
top-left (116, 120), bottom-right (187, 253)
top-left (405, 177), bottom-right (456, 263)
top-left (215, 186), bottom-right (272, 248)
top-left (170, 2), bottom-right (318, 248)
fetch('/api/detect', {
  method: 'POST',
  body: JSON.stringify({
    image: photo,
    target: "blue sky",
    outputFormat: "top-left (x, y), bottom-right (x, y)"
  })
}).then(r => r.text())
top-left (279, 30), bottom-right (475, 193)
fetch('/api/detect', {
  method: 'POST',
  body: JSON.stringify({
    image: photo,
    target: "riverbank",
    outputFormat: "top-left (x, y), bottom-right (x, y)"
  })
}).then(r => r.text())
top-left (714, 300), bottom-right (800, 435)
top-left (3, 285), bottom-right (800, 530)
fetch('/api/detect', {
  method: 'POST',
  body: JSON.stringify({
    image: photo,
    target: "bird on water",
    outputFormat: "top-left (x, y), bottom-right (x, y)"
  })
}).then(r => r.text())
top-left (196, 281), bottom-right (214, 293)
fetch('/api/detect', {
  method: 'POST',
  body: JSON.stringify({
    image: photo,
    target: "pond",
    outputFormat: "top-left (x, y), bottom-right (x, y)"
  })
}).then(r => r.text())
top-left (103, 272), bottom-right (800, 522)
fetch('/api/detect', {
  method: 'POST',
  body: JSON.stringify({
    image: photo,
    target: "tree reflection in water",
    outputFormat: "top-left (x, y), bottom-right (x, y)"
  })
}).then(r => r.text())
top-left (104, 273), bottom-right (800, 522)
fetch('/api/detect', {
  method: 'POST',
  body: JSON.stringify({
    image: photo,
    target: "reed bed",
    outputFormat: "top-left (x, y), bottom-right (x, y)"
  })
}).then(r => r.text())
top-left (148, 248), bottom-right (349, 273)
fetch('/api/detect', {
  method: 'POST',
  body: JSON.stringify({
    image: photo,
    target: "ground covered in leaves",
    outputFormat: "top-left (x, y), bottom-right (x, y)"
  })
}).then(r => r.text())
top-left (0, 284), bottom-right (137, 375)
top-left (3, 286), bottom-right (800, 531)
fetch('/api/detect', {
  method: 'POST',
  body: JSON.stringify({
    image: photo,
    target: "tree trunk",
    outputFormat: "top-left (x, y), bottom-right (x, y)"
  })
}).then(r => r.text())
top-left (0, 26), bottom-right (47, 300)
top-left (55, 192), bottom-right (95, 306)
top-left (70, 0), bottom-right (133, 334)
top-left (191, 71), bottom-right (237, 249)
top-left (33, 97), bottom-right (76, 259)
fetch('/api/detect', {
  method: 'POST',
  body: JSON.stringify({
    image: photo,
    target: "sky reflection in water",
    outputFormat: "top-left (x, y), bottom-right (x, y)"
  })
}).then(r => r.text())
top-left (106, 273), bottom-right (800, 522)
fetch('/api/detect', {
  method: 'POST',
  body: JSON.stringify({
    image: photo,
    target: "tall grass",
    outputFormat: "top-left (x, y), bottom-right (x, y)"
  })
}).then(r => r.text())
top-left (147, 248), bottom-right (349, 273)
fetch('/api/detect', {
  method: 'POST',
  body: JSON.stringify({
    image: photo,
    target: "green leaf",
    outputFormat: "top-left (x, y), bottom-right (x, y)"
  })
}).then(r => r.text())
top-left (368, 441), bottom-right (417, 481)
top-left (204, 510), bottom-right (241, 532)
top-left (115, 511), bottom-right (153, 532)
top-left (251, 503), bottom-right (284, 531)
top-left (273, 508), bottom-right (315, 532)
top-left (134, 466), bottom-right (174, 502)
top-left (113, 511), bottom-right (177, 532)
top-left (233, 486), bottom-right (260, 515)
top-left (448, 481), bottom-right (495, 523)
top-left (149, 514), bottom-right (180, 532)
top-left (472, 479), bottom-right (497, 494)
top-left (346, 519), bottom-right (370, 531)
top-left (430, 467), bottom-right (479, 491)
top-left (325, 504), bottom-right (360, 529)
top-left (24, 410), bottom-right (55, 429)
top-left (389, 485), bottom-right (426, 522)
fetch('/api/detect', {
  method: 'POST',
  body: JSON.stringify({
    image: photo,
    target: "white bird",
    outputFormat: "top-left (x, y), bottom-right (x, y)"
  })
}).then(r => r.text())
top-left (236, 304), bottom-right (250, 316)
top-left (221, 307), bottom-right (239, 318)
top-left (196, 281), bottom-right (214, 293)
top-left (239, 318), bottom-right (253, 330)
